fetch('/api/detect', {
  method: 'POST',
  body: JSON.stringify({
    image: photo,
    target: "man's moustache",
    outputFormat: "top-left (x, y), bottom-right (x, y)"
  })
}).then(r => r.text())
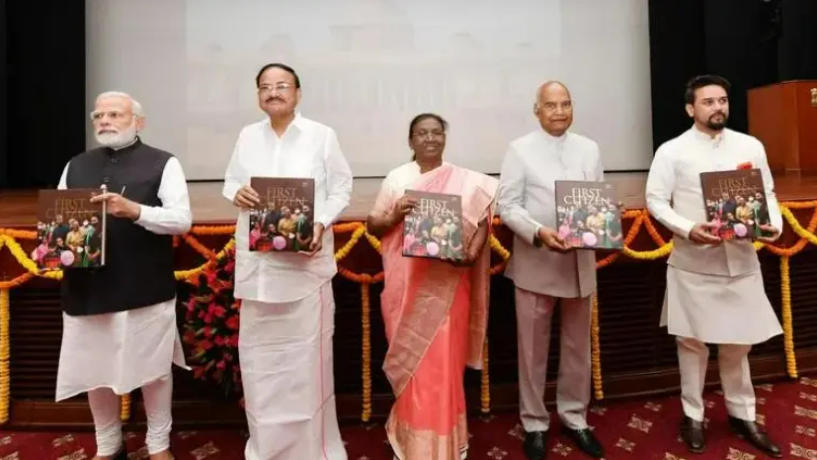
top-left (266, 97), bottom-right (285, 103)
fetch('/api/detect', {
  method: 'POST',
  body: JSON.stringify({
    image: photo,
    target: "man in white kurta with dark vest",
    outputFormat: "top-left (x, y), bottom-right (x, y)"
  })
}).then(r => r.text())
top-left (56, 91), bottom-right (191, 460)
top-left (498, 81), bottom-right (604, 460)
top-left (223, 63), bottom-right (352, 460)
top-left (646, 74), bottom-right (783, 457)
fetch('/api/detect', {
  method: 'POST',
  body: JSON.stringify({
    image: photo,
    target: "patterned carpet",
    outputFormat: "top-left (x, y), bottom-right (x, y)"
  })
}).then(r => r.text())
top-left (5, 377), bottom-right (817, 459)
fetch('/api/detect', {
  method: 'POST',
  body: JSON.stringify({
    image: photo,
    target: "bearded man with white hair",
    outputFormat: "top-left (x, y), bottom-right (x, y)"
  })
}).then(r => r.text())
top-left (55, 91), bottom-right (191, 460)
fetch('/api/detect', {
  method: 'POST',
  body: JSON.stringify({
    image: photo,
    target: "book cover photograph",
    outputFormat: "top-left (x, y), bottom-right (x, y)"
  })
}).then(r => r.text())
top-left (249, 177), bottom-right (316, 252)
top-left (700, 168), bottom-right (770, 240)
top-left (34, 189), bottom-right (106, 271)
top-left (554, 180), bottom-right (623, 250)
top-left (402, 190), bottom-right (465, 261)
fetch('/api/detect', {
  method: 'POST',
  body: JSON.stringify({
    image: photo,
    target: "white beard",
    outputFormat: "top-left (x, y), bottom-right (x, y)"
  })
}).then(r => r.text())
top-left (95, 122), bottom-right (138, 149)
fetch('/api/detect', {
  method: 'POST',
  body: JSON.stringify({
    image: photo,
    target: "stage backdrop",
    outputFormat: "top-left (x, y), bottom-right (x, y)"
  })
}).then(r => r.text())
top-left (85, 0), bottom-right (654, 180)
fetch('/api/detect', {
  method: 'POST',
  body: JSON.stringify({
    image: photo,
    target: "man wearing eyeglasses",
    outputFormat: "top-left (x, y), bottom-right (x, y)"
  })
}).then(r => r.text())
top-left (55, 91), bottom-right (191, 460)
top-left (497, 81), bottom-right (605, 460)
top-left (223, 63), bottom-right (352, 460)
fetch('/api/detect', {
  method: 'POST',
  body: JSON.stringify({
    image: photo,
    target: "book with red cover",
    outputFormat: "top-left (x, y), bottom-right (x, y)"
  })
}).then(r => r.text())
top-left (402, 190), bottom-right (465, 261)
top-left (554, 180), bottom-right (623, 250)
top-left (700, 168), bottom-right (770, 240)
top-left (249, 177), bottom-right (315, 252)
top-left (35, 189), bottom-right (106, 271)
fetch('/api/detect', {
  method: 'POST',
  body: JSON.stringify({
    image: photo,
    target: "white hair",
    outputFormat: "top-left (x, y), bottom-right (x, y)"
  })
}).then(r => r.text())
top-left (94, 91), bottom-right (145, 117)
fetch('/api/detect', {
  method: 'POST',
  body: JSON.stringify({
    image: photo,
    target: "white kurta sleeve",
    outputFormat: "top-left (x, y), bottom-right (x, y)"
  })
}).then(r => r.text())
top-left (57, 163), bottom-right (70, 190)
top-left (222, 130), bottom-right (247, 203)
top-left (646, 147), bottom-right (696, 239)
top-left (134, 157), bottom-right (192, 235)
top-left (497, 145), bottom-right (540, 245)
top-left (756, 144), bottom-right (783, 239)
top-left (316, 128), bottom-right (353, 228)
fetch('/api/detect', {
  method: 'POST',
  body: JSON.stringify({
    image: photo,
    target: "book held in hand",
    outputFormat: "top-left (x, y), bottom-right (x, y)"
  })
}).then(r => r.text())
top-left (700, 168), bottom-right (770, 240)
top-left (554, 180), bottom-right (623, 250)
top-left (249, 177), bottom-right (315, 252)
top-left (35, 189), bottom-right (106, 271)
top-left (402, 190), bottom-right (465, 261)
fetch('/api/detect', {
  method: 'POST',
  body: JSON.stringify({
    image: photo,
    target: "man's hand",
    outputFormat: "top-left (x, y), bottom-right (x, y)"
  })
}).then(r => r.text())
top-left (389, 195), bottom-right (418, 226)
top-left (537, 226), bottom-right (570, 251)
top-left (756, 224), bottom-right (781, 243)
top-left (233, 185), bottom-right (260, 209)
top-left (90, 192), bottom-right (141, 220)
top-left (688, 222), bottom-right (722, 245)
top-left (301, 222), bottom-right (325, 256)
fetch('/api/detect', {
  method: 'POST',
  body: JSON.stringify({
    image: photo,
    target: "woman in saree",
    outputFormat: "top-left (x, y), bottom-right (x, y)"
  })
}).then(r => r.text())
top-left (366, 113), bottom-right (498, 459)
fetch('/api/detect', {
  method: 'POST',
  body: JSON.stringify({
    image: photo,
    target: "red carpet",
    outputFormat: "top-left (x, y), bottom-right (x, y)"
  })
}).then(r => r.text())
top-left (4, 377), bottom-right (817, 459)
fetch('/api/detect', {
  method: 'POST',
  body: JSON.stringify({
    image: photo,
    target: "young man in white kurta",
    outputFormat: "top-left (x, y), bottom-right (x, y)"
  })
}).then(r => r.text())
top-left (498, 82), bottom-right (604, 460)
top-left (223, 63), bottom-right (352, 460)
top-left (646, 76), bottom-right (783, 456)
top-left (56, 92), bottom-right (191, 460)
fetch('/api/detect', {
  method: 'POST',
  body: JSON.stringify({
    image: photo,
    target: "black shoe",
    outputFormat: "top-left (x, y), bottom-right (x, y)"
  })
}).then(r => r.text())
top-left (110, 443), bottom-right (127, 460)
top-left (728, 416), bottom-right (782, 458)
top-left (523, 430), bottom-right (547, 460)
top-left (680, 416), bottom-right (705, 454)
top-left (563, 427), bottom-right (604, 458)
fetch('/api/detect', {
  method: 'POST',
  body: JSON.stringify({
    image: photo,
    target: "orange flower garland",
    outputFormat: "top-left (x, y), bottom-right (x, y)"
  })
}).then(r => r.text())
top-left (0, 201), bottom-right (816, 424)
top-left (0, 288), bottom-right (10, 424)
top-left (780, 256), bottom-right (797, 378)
top-left (591, 292), bottom-right (603, 400)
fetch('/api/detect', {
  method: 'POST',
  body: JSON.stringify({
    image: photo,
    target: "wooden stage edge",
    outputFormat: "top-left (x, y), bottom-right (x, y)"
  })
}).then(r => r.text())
top-left (3, 172), bottom-right (817, 228)
top-left (9, 348), bottom-right (817, 430)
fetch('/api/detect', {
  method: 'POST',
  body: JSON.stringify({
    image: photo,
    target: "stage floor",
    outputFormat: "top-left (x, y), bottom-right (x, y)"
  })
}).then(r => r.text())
top-left (3, 172), bottom-right (817, 227)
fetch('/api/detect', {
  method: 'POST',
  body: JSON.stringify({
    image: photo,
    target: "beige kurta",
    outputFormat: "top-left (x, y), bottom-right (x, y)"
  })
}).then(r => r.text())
top-left (646, 126), bottom-right (783, 344)
top-left (497, 130), bottom-right (604, 298)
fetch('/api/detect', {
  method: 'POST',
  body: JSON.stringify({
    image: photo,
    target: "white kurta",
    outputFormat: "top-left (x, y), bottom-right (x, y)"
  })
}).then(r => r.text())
top-left (223, 114), bottom-right (353, 304)
top-left (223, 114), bottom-right (352, 460)
top-left (497, 129), bottom-right (604, 298)
top-left (646, 126), bottom-right (783, 344)
top-left (55, 153), bottom-right (192, 401)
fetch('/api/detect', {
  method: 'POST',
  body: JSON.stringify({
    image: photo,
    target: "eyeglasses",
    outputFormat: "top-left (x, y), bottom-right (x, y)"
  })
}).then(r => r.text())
top-left (90, 110), bottom-right (129, 121)
top-left (411, 129), bottom-right (445, 139)
top-left (258, 83), bottom-right (294, 94)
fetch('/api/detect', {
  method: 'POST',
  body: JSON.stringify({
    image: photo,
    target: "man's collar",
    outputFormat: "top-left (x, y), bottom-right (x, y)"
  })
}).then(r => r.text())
top-left (540, 129), bottom-right (569, 144)
top-left (690, 124), bottom-right (725, 144)
top-left (107, 136), bottom-right (141, 153)
top-left (267, 112), bottom-right (304, 135)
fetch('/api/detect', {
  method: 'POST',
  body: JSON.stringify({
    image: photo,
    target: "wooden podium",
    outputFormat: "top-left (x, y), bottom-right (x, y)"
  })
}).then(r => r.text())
top-left (747, 80), bottom-right (817, 174)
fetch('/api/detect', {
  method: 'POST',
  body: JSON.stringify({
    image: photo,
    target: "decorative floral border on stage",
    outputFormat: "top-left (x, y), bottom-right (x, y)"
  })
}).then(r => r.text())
top-left (1, 201), bottom-right (816, 424)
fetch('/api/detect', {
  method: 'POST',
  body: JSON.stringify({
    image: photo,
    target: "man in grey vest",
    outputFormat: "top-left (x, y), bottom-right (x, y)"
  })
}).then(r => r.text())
top-left (55, 91), bottom-right (191, 460)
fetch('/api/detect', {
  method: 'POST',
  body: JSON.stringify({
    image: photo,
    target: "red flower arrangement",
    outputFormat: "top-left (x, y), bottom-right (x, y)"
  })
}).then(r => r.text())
top-left (181, 248), bottom-right (243, 396)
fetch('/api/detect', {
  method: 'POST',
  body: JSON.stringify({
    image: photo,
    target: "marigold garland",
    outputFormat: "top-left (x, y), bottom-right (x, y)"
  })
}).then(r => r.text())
top-left (0, 289), bottom-right (10, 424)
top-left (335, 227), bottom-right (366, 262)
top-left (780, 256), bottom-right (798, 378)
top-left (120, 394), bottom-right (131, 421)
top-left (591, 292), bottom-right (603, 400)
top-left (183, 234), bottom-right (219, 261)
top-left (0, 202), bottom-right (816, 424)
top-left (360, 282), bottom-right (372, 422)
top-left (189, 225), bottom-right (236, 236)
top-left (480, 339), bottom-right (491, 414)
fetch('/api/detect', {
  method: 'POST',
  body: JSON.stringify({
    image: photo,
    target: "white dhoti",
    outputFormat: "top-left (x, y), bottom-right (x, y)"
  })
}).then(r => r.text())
top-left (55, 297), bottom-right (188, 455)
top-left (661, 266), bottom-right (783, 422)
top-left (239, 281), bottom-right (346, 460)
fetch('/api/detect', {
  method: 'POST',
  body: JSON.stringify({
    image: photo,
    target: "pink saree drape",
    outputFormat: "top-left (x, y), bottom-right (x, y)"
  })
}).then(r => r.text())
top-left (379, 164), bottom-right (497, 459)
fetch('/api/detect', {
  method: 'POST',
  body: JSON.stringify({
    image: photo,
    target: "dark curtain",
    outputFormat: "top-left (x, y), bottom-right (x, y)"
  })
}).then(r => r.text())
top-left (0, 1), bottom-right (85, 189)
top-left (648, 0), bottom-right (817, 152)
